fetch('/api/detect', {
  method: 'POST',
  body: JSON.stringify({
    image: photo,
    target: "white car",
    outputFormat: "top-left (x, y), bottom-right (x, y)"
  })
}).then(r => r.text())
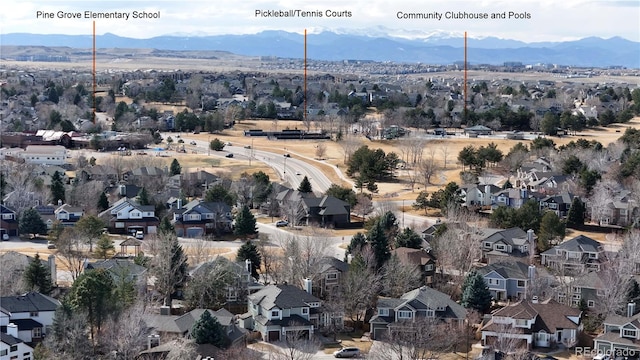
top-left (135, 230), bottom-right (144, 239)
top-left (333, 347), bottom-right (361, 358)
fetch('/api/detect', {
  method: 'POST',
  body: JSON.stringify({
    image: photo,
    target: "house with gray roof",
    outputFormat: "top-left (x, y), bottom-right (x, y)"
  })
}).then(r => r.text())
top-left (481, 298), bottom-right (582, 349)
top-left (0, 292), bottom-right (60, 345)
top-left (0, 204), bottom-right (19, 237)
top-left (276, 189), bottom-right (351, 227)
top-left (541, 235), bottom-right (606, 272)
top-left (85, 259), bottom-right (147, 289)
top-left (244, 284), bottom-right (324, 342)
top-left (0, 331), bottom-right (33, 360)
top-left (390, 248), bottom-right (437, 286)
top-left (480, 227), bottom-right (535, 264)
top-left (171, 199), bottom-right (232, 237)
top-left (98, 197), bottom-right (159, 235)
top-left (593, 303), bottom-right (640, 356)
top-left (313, 257), bottom-right (349, 298)
top-left (539, 192), bottom-right (576, 218)
top-left (369, 286), bottom-right (467, 340)
top-left (461, 184), bottom-right (501, 207)
top-left (477, 262), bottom-right (536, 301)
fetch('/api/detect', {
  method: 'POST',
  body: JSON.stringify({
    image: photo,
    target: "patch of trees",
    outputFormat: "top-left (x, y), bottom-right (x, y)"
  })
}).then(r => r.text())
top-left (457, 143), bottom-right (503, 172)
top-left (145, 77), bottom-right (178, 103)
top-left (347, 146), bottom-right (400, 192)
top-left (463, 103), bottom-right (533, 131)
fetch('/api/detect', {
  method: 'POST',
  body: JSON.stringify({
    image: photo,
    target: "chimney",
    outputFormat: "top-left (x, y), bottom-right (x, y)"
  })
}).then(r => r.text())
top-left (245, 259), bottom-right (252, 273)
top-left (176, 198), bottom-right (182, 210)
top-left (7, 323), bottom-right (18, 338)
top-left (532, 296), bottom-right (539, 304)
top-left (484, 185), bottom-right (491, 206)
top-left (160, 306), bottom-right (171, 316)
top-left (147, 334), bottom-right (160, 349)
top-left (57, 199), bottom-right (62, 206)
top-left (528, 265), bottom-right (536, 283)
top-left (119, 184), bottom-right (126, 196)
top-left (628, 302), bottom-right (636, 317)
top-left (48, 255), bottom-right (57, 286)
top-left (527, 229), bottom-right (535, 263)
top-left (303, 278), bottom-right (312, 294)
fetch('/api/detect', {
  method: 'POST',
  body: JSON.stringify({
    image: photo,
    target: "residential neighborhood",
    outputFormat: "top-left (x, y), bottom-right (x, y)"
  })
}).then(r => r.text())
top-left (1, 25), bottom-right (640, 360)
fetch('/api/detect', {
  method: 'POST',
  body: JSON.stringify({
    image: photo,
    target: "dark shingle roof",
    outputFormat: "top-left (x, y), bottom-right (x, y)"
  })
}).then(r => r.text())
top-left (12, 318), bottom-right (43, 330)
top-left (478, 261), bottom-right (531, 280)
top-left (0, 332), bottom-right (23, 345)
top-left (0, 292), bottom-right (60, 313)
top-left (548, 235), bottom-right (602, 253)
top-left (248, 284), bottom-right (320, 310)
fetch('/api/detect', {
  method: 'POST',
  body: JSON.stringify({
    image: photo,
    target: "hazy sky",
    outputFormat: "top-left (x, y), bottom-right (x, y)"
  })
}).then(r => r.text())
top-left (2, 0), bottom-right (639, 42)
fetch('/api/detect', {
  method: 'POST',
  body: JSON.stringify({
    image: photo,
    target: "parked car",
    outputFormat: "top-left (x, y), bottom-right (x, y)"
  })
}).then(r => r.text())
top-left (2, 233), bottom-right (9, 241)
top-left (284, 153), bottom-right (291, 157)
top-left (190, 141), bottom-right (197, 145)
top-left (333, 347), bottom-right (361, 358)
top-left (47, 241), bottom-right (56, 249)
top-left (225, 153), bottom-right (234, 158)
top-left (244, 145), bottom-right (251, 149)
top-left (275, 220), bottom-right (289, 227)
top-left (135, 230), bottom-right (144, 240)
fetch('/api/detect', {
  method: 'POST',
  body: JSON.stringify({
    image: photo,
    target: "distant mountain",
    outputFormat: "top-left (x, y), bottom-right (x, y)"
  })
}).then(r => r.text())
top-left (2, 31), bottom-right (638, 67)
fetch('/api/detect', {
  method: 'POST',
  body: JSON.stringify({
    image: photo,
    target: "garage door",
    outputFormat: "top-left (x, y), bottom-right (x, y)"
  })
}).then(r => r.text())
top-left (268, 331), bottom-right (280, 342)
top-left (186, 227), bottom-right (203, 238)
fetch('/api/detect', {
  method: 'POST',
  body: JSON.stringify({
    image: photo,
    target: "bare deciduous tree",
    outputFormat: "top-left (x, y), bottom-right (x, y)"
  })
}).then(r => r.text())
top-left (281, 198), bottom-right (306, 227)
top-left (417, 152), bottom-right (438, 187)
top-left (381, 255), bottom-right (422, 298)
top-left (101, 302), bottom-right (152, 359)
top-left (353, 193), bottom-right (374, 220)
top-left (371, 317), bottom-right (463, 360)
top-left (56, 227), bottom-right (87, 282)
top-left (0, 253), bottom-right (28, 295)
top-left (148, 231), bottom-right (188, 307)
top-left (342, 247), bottom-right (381, 329)
top-left (315, 142), bottom-right (327, 160)
top-left (269, 324), bottom-right (320, 360)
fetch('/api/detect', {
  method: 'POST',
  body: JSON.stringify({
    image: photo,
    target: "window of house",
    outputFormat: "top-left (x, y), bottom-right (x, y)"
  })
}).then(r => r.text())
top-left (10, 345), bottom-right (17, 352)
top-left (33, 327), bottom-right (42, 338)
top-left (426, 309), bottom-right (435, 317)
top-left (572, 294), bottom-right (581, 300)
top-left (326, 273), bottom-right (338, 280)
top-left (378, 308), bottom-right (389, 316)
top-left (424, 264), bottom-right (434, 271)
top-left (488, 278), bottom-right (499, 286)
top-left (495, 244), bottom-right (507, 251)
top-left (572, 287), bottom-right (580, 293)
top-left (30, 311), bottom-right (38, 317)
top-left (517, 280), bottom-right (526, 287)
top-left (0, 350), bottom-right (6, 356)
top-left (302, 308), bottom-right (308, 314)
top-left (588, 253), bottom-right (598, 259)
top-left (271, 310), bottom-right (280, 318)
top-left (587, 300), bottom-right (595, 308)
top-left (484, 242), bottom-right (492, 248)
top-left (515, 319), bottom-right (527, 327)
top-left (622, 329), bottom-right (637, 338)
top-left (398, 311), bottom-right (412, 319)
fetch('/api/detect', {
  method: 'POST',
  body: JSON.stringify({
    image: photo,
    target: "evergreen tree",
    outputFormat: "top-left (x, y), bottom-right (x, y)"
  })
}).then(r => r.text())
top-left (538, 212), bottom-right (565, 252)
top-left (413, 190), bottom-right (430, 214)
top-left (205, 184), bottom-right (236, 206)
top-left (367, 220), bottom-right (390, 269)
top-left (95, 235), bottom-right (115, 260)
top-left (566, 197), bottom-right (585, 228)
top-left (23, 253), bottom-right (53, 295)
top-left (234, 205), bottom-right (257, 238)
top-left (192, 310), bottom-right (227, 348)
top-left (461, 271), bottom-right (492, 313)
top-left (97, 191), bottom-right (109, 212)
top-left (159, 216), bottom-right (175, 235)
top-left (50, 171), bottom-right (65, 204)
top-left (394, 227), bottom-right (422, 249)
top-left (297, 176), bottom-right (313, 193)
top-left (19, 208), bottom-right (47, 237)
top-left (347, 232), bottom-right (367, 256)
top-left (170, 158), bottom-right (182, 176)
top-left (75, 215), bottom-right (105, 252)
top-left (627, 279), bottom-right (640, 306)
top-left (236, 241), bottom-right (262, 280)
top-left (70, 269), bottom-right (115, 340)
top-left (137, 187), bottom-right (151, 206)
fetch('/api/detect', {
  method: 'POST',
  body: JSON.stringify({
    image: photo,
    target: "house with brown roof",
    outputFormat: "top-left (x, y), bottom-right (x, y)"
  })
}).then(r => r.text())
top-left (481, 298), bottom-right (582, 349)
top-left (390, 247), bottom-right (436, 285)
top-left (541, 235), bottom-right (606, 273)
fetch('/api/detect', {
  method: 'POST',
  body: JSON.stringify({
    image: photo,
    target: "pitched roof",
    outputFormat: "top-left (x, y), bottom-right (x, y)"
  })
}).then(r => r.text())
top-left (0, 332), bottom-right (23, 346)
top-left (248, 284), bottom-right (320, 310)
top-left (478, 261), bottom-right (531, 280)
top-left (482, 227), bottom-right (529, 246)
top-left (85, 259), bottom-right (147, 277)
top-left (318, 257), bottom-right (349, 273)
top-left (398, 286), bottom-right (467, 320)
top-left (391, 247), bottom-right (436, 266)
top-left (0, 292), bottom-right (60, 313)
top-left (550, 235), bottom-right (602, 253)
top-left (488, 299), bottom-right (581, 332)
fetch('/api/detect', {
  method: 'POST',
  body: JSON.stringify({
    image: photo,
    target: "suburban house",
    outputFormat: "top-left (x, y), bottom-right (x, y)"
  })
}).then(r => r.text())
top-left (461, 184), bottom-right (501, 207)
top-left (85, 259), bottom-right (148, 291)
top-left (53, 203), bottom-right (84, 226)
top-left (479, 228), bottom-right (535, 264)
top-left (541, 235), bottom-right (606, 272)
top-left (171, 199), bottom-right (233, 237)
top-left (390, 248), bottom-right (437, 285)
top-left (477, 262), bottom-right (536, 301)
top-left (491, 189), bottom-right (536, 210)
top-left (0, 331), bottom-right (33, 360)
top-left (243, 284), bottom-right (326, 342)
top-left (369, 286), bottom-right (467, 340)
top-left (593, 303), bottom-right (640, 355)
top-left (539, 192), bottom-right (576, 218)
top-left (0, 292), bottom-right (60, 345)
top-left (190, 257), bottom-right (264, 309)
top-left (168, 170), bottom-right (220, 196)
top-left (421, 221), bottom-right (447, 249)
top-left (277, 190), bottom-right (351, 227)
top-left (464, 125), bottom-right (493, 136)
top-left (481, 298), bottom-right (582, 349)
top-left (589, 190), bottom-right (639, 227)
top-left (0, 204), bottom-right (19, 237)
top-left (313, 257), bottom-right (349, 298)
top-left (122, 166), bottom-right (166, 184)
top-left (141, 308), bottom-right (247, 353)
top-left (98, 197), bottom-right (159, 235)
